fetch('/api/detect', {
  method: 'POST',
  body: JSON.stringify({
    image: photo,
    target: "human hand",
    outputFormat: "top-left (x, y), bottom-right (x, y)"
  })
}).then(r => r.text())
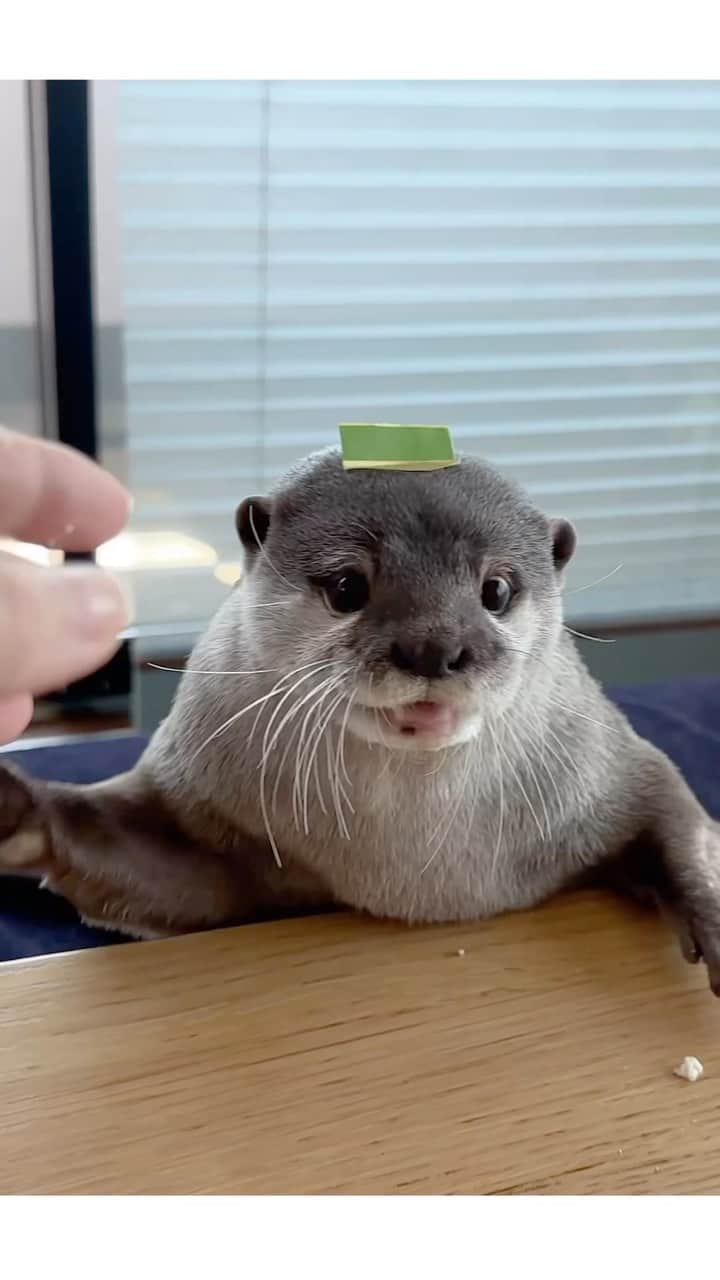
top-left (0, 427), bottom-right (131, 744)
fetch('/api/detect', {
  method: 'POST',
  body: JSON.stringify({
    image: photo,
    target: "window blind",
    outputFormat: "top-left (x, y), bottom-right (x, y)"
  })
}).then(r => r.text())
top-left (0, 80), bottom-right (45, 438)
top-left (100, 79), bottom-right (720, 628)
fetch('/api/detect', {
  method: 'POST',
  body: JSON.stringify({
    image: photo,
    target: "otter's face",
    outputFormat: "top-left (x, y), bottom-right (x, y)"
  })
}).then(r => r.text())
top-left (235, 451), bottom-right (575, 752)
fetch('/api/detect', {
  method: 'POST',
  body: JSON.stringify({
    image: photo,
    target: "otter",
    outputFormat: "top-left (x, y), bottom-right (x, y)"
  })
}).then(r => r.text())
top-left (1, 449), bottom-right (719, 990)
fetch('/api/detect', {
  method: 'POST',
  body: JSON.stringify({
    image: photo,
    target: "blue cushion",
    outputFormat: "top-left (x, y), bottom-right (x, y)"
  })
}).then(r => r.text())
top-left (1, 680), bottom-right (719, 960)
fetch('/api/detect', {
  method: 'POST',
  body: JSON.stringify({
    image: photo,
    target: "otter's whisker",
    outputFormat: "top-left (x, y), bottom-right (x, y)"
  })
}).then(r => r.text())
top-left (460, 750), bottom-right (481, 861)
top-left (546, 698), bottom-right (623, 736)
top-left (340, 516), bottom-right (378, 544)
top-left (189, 686), bottom-right (284, 764)
top-left (269, 670), bottom-right (342, 817)
top-left (504, 717), bottom-right (552, 839)
top-left (563, 624), bottom-right (616, 645)
top-left (505, 646), bottom-right (624, 739)
top-left (325, 732), bottom-right (351, 840)
top-left (271, 711), bottom-right (306, 818)
top-left (488, 718), bottom-right (505, 880)
top-left (424, 741), bottom-right (466, 847)
top-left (312, 750), bottom-right (329, 817)
top-left (335, 686), bottom-right (357, 792)
top-left (260, 666), bottom-right (342, 774)
top-left (259, 664), bottom-right (345, 866)
top-left (148, 662), bottom-right (284, 676)
top-left (335, 740), bottom-right (356, 831)
top-left (563, 563), bottom-right (623, 597)
top-left (372, 707), bottom-right (394, 761)
top-left (505, 645), bottom-right (556, 678)
top-left (543, 722), bottom-right (583, 789)
top-left (494, 732), bottom-right (545, 842)
top-left (301, 680), bottom-right (348, 834)
top-left (293, 673), bottom-right (347, 830)
top-left (327, 685), bottom-right (358, 840)
top-left (247, 656), bottom-right (343, 748)
top-left (334, 691), bottom-right (357, 829)
top-left (424, 747), bottom-right (449, 777)
top-left (522, 711), bottom-right (566, 819)
top-left (366, 674), bottom-right (375, 752)
top-left (293, 673), bottom-right (347, 831)
top-left (529, 713), bottom-right (582, 805)
top-left (420, 742), bottom-right (473, 875)
top-left (238, 598), bottom-right (296, 611)
top-left (304, 685), bottom-right (349, 837)
top-left (152, 653), bottom-right (341, 679)
top-left (293, 687), bottom-right (329, 830)
top-left (337, 770), bottom-right (354, 815)
top-left (293, 697), bottom-right (324, 829)
top-left (248, 503), bottom-right (299, 595)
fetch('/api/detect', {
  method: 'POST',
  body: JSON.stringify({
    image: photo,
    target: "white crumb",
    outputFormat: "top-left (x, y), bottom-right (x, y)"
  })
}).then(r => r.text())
top-left (673, 1055), bottom-right (704, 1083)
top-left (64, 522), bottom-right (76, 535)
top-left (456, 948), bottom-right (465, 957)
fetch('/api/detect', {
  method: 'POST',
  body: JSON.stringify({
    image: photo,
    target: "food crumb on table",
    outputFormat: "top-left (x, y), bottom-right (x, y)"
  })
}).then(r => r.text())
top-left (673, 1055), bottom-right (704, 1083)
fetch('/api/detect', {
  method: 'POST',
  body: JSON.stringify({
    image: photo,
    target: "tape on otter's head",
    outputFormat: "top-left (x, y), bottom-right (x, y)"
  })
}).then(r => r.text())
top-left (339, 423), bottom-right (457, 472)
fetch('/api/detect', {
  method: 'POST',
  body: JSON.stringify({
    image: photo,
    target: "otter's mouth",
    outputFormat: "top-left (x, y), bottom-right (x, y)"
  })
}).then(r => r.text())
top-left (383, 700), bottom-right (458, 740)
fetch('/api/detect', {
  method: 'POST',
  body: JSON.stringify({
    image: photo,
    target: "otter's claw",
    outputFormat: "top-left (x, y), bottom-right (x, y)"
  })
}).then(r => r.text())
top-left (668, 822), bottom-right (720, 994)
top-left (676, 909), bottom-right (720, 994)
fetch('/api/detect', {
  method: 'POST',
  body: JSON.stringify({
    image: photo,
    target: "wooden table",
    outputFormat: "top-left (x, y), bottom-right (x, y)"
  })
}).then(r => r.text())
top-left (1, 893), bottom-right (719, 1194)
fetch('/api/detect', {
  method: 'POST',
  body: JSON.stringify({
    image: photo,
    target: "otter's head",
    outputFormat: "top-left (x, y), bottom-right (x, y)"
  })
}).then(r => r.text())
top-left (235, 450), bottom-right (575, 752)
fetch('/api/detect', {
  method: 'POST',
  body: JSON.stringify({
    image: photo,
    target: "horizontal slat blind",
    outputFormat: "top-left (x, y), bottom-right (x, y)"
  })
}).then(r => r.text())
top-left (109, 80), bottom-right (720, 626)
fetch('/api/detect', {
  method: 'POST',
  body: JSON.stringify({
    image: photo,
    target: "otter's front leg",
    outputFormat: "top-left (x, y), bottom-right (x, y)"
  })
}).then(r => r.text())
top-left (598, 741), bottom-right (720, 993)
top-left (0, 760), bottom-right (271, 939)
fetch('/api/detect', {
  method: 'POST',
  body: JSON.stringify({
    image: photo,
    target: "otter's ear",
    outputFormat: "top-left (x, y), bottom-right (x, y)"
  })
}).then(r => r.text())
top-left (550, 518), bottom-right (576, 571)
top-left (235, 497), bottom-right (272, 555)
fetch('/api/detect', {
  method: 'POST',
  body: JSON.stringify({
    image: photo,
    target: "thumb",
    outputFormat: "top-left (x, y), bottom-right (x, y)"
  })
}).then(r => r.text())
top-left (0, 556), bottom-right (131, 699)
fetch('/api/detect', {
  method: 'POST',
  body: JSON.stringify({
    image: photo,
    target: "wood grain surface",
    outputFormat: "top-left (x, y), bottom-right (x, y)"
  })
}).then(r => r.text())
top-left (1, 893), bottom-right (719, 1195)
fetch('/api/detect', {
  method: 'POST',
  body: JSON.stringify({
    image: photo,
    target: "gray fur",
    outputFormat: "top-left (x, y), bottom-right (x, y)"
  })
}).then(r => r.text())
top-left (2, 449), bottom-right (719, 989)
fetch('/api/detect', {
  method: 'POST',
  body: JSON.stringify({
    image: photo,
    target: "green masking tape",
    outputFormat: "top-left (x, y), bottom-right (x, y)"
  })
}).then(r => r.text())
top-left (339, 423), bottom-right (457, 471)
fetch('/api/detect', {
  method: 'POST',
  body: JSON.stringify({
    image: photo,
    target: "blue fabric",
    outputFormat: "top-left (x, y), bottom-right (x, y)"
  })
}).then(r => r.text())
top-left (1, 679), bottom-right (719, 960)
top-left (610, 678), bottom-right (720, 819)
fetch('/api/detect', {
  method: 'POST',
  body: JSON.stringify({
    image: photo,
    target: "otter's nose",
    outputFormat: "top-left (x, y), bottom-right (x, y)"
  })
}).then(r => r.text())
top-left (389, 639), bottom-right (471, 679)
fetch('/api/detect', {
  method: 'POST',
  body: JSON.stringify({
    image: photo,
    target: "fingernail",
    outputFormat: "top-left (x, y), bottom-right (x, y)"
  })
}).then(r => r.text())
top-left (59, 567), bottom-right (132, 638)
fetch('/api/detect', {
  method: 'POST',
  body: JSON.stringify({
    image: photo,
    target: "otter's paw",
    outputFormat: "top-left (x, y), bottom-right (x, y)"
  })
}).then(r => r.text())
top-left (666, 822), bottom-right (720, 995)
top-left (0, 761), bottom-right (171, 938)
top-left (0, 760), bottom-right (51, 873)
top-left (0, 760), bottom-right (246, 939)
top-left (599, 815), bottom-right (720, 996)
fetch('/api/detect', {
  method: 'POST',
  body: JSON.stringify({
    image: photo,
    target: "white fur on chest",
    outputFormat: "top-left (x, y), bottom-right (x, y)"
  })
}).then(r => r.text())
top-left (241, 731), bottom-right (536, 922)
top-left (161, 627), bottom-right (604, 925)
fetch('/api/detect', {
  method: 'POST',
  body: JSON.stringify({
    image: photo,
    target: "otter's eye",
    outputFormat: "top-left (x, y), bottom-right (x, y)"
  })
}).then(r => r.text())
top-left (482, 575), bottom-right (514, 616)
top-left (322, 570), bottom-right (369, 614)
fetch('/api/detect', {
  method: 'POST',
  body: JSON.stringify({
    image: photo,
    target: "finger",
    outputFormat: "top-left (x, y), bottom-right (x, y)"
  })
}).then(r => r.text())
top-left (0, 427), bottom-right (130, 550)
top-left (0, 694), bottom-right (34, 746)
top-left (0, 555), bottom-right (130, 697)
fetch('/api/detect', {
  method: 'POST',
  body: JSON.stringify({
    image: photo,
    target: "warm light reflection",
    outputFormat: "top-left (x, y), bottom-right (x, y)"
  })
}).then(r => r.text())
top-left (213, 561), bottom-right (243, 586)
top-left (97, 531), bottom-right (218, 570)
top-left (0, 539), bottom-right (64, 567)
